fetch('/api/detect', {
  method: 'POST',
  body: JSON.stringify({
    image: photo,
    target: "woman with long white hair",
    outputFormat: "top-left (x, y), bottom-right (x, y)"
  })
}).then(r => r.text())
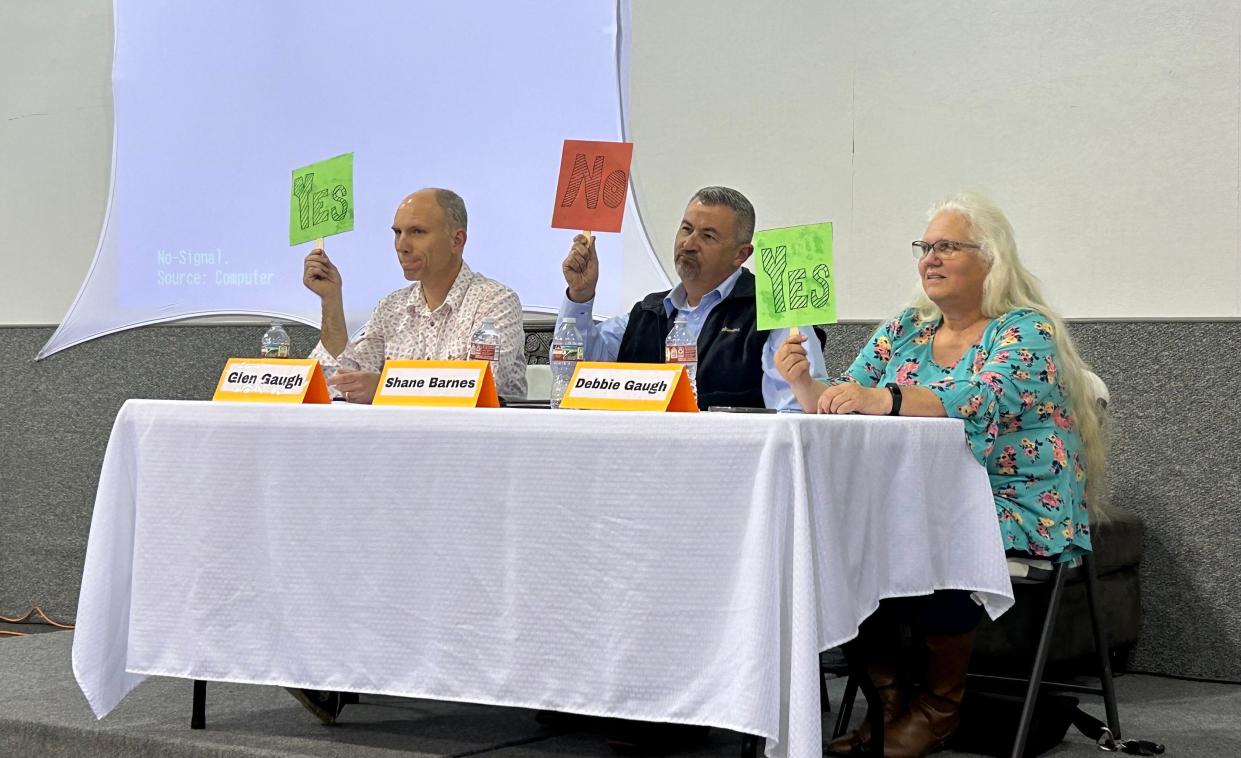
top-left (776, 193), bottom-right (1105, 757)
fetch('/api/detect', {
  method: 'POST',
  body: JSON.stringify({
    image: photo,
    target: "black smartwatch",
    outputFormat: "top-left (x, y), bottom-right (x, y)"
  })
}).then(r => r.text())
top-left (885, 383), bottom-right (903, 416)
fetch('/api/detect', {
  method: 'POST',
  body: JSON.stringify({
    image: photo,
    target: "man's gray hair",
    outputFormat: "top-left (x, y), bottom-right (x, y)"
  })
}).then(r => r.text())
top-left (689, 186), bottom-right (756, 244)
top-left (433, 188), bottom-right (468, 232)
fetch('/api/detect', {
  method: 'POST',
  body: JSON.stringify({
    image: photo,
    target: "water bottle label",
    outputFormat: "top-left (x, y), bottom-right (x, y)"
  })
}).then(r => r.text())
top-left (665, 344), bottom-right (697, 364)
top-left (551, 344), bottom-right (583, 362)
top-left (261, 345), bottom-right (290, 359)
top-left (468, 343), bottom-right (497, 362)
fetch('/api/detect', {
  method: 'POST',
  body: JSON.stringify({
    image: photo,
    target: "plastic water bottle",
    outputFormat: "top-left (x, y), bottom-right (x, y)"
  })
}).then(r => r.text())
top-left (260, 321), bottom-right (291, 358)
top-left (665, 313), bottom-right (698, 397)
top-left (549, 318), bottom-right (583, 409)
top-left (468, 319), bottom-right (501, 375)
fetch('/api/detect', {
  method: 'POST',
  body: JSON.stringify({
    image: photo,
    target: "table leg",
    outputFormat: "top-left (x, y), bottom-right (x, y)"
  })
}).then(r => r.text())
top-left (191, 680), bottom-right (206, 729)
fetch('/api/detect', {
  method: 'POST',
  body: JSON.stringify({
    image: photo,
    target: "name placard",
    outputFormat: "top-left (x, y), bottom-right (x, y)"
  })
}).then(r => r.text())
top-left (372, 360), bottom-right (499, 407)
top-left (560, 362), bottom-right (698, 412)
top-left (212, 358), bottom-right (330, 403)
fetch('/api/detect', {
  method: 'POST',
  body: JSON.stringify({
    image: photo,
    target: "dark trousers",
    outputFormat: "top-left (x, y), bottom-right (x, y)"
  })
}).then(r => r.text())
top-left (866, 589), bottom-right (984, 637)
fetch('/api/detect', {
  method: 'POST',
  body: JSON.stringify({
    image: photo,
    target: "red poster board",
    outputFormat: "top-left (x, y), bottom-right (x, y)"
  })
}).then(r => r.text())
top-left (551, 139), bottom-right (634, 233)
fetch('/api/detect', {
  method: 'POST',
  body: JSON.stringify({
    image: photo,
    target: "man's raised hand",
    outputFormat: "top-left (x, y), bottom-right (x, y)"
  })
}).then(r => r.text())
top-left (303, 248), bottom-right (342, 300)
top-left (562, 234), bottom-right (599, 303)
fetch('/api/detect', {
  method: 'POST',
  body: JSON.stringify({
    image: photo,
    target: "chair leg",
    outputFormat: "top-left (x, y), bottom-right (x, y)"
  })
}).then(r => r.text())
top-left (1011, 563), bottom-right (1067, 758)
top-left (832, 674), bottom-right (858, 739)
top-left (1083, 554), bottom-right (1122, 739)
top-left (820, 665), bottom-right (832, 713)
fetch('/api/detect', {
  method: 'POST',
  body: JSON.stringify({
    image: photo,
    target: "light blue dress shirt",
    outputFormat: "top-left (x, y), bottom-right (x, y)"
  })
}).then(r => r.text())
top-left (557, 268), bottom-right (826, 411)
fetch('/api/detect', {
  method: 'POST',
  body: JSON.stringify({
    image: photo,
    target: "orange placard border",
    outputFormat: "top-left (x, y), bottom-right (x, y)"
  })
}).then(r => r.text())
top-left (372, 360), bottom-right (499, 408)
top-left (212, 358), bottom-right (329, 404)
top-left (560, 361), bottom-right (698, 412)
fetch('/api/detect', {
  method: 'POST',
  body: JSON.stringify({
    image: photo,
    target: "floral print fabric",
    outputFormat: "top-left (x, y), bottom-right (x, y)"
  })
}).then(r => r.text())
top-left (832, 307), bottom-right (1090, 559)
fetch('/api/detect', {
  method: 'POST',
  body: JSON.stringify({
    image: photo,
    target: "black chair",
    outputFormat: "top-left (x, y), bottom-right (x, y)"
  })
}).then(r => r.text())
top-left (829, 554), bottom-right (1123, 757)
top-left (972, 554), bottom-right (1121, 756)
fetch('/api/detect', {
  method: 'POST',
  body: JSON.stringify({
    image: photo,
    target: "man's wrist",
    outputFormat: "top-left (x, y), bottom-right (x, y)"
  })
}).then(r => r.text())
top-left (566, 287), bottom-right (595, 304)
top-left (320, 295), bottom-right (345, 321)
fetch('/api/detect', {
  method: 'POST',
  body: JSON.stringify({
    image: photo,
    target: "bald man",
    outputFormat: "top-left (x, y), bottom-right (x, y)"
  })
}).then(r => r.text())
top-left (290, 189), bottom-right (526, 723)
top-left (305, 188), bottom-right (527, 403)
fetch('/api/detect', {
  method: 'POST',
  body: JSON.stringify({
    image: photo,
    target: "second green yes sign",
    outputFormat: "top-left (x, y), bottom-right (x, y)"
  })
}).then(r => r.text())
top-left (752, 222), bottom-right (835, 331)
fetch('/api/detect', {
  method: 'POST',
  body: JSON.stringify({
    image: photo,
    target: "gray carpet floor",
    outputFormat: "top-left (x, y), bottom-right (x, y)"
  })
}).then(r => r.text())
top-left (2, 631), bottom-right (1237, 757)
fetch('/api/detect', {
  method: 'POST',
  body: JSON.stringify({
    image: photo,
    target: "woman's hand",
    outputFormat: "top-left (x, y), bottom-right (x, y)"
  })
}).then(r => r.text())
top-left (776, 332), bottom-right (831, 413)
top-left (775, 333), bottom-right (813, 386)
top-left (817, 383), bottom-right (893, 415)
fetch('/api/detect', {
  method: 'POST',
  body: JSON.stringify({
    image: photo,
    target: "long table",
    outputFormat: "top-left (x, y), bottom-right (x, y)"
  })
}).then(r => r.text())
top-left (72, 399), bottom-right (1013, 758)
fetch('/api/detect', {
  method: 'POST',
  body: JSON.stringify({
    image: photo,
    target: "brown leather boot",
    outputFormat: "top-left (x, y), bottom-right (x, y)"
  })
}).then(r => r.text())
top-left (881, 630), bottom-right (975, 758)
top-left (824, 663), bottom-right (905, 755)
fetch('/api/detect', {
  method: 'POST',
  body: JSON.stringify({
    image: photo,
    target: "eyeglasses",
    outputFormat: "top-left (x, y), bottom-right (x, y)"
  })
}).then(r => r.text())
top-left (911, 239), bottom-right (981, 259)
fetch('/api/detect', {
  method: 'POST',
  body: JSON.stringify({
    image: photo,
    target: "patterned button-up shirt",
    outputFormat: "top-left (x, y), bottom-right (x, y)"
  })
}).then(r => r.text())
top-left (310, 262), bottom-right (527, 398)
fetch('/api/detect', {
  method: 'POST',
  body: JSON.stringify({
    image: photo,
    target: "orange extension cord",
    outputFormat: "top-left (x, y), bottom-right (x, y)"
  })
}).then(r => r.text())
top-left (0, 607), bottom-right (75, 637)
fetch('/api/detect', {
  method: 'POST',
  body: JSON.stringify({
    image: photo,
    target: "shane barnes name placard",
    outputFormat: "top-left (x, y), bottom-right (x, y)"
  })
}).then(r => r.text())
top-left (383, 375), bottom-right (477, 391)
top-left (372, 361), bottom-right (499, 408)
top-left (380, 368), bottom-right (480, 397)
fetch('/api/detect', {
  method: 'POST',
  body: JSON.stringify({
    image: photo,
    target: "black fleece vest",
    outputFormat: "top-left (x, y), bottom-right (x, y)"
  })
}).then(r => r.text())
top-left (616, 270), bottom-right (768, 410)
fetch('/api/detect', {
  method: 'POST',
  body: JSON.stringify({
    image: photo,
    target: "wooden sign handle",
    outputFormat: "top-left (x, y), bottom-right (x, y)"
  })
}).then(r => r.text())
top-left (315, 237), bottom-right (325, 250)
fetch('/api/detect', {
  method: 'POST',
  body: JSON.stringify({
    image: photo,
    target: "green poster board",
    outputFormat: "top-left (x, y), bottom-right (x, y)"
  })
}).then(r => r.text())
top-left (752, 222), bottom-right (835, 331)
top-left (289, 152), bottom-right (354, 246)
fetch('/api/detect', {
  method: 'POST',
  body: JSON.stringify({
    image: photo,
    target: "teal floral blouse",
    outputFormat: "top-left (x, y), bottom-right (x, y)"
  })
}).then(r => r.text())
top-left (827, 307), bottom-right (1091, 559)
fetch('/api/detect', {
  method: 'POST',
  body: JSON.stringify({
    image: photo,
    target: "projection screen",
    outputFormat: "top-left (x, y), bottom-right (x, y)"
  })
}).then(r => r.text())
top-left (39, 0), bottom-right (670, 358)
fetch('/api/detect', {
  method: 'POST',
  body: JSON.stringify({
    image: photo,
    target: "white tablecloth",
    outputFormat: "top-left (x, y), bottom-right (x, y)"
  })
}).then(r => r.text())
top-left (72, 400), bottom-right (1012, 758)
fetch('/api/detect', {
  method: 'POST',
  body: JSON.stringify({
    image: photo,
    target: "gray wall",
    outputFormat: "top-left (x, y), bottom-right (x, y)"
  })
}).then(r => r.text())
top-left (2, 321), bottom-right (1238, 681)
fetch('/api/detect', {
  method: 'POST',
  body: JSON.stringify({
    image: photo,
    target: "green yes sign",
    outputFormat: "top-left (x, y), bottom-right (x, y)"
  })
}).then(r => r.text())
top-left (289, 152), bottom-right (354, 246)
top-left (752, 222), bottom-right (835, 331)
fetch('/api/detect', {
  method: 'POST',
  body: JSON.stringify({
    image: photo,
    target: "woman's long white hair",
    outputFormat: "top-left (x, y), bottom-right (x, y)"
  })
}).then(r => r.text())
top-left (911, 192), bottom-right (1109, 515)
